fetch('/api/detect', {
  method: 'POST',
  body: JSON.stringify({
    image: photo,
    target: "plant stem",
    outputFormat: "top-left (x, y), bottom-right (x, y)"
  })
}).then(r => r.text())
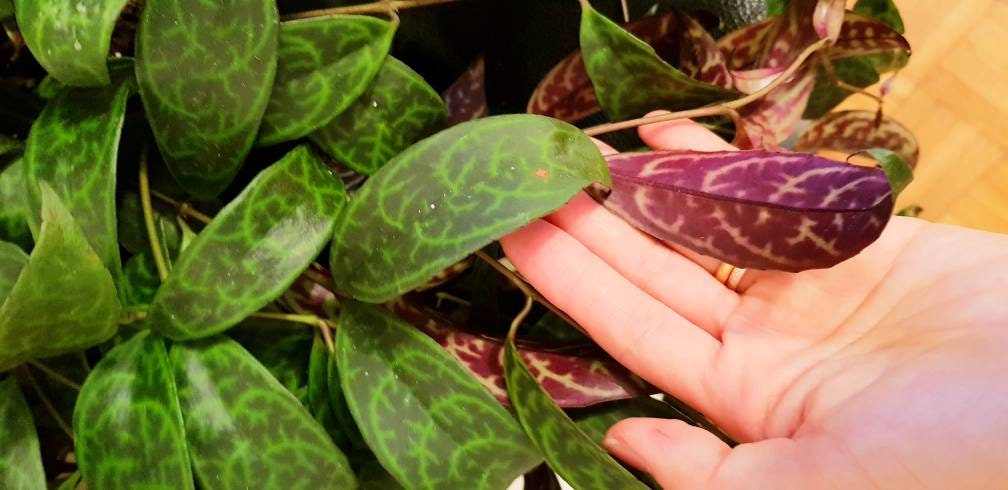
top-left (281, 0), bottom-right (462, 21)
top-left (507, 295), bottom-right (534, 341)
top-left (820, 53), bottom-right (885, 105)
top-left (139, 144), bottom-right (170, 281)
top-left (251, 311), bottom-right (336, 330)
top-left (620, 0), bottom-right (630, 23)
top-left (22, 368), bottom-right (74, 440)
top-left (583, 38), bottom-right (830, 137)
top-left (148, 189), bottom-right (212, 224)
top-left (27, 361), bottom-right (82, 392)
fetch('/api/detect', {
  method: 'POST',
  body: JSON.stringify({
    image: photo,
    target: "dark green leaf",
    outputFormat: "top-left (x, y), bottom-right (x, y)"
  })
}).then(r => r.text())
top-left (0, 135), bottom-right (21, 162)
top-left (0, 0), bottom-right (12, 20)
top-left (336, 302), bottom-right (541, 489)
top-left (803, 56), bottom-right (879, 119)
top-left (0, 241), bottom-right (27, 300)
top-left (325, 337), bottom-right (367, 454)
top-left (74, 332), bottom-right (193, 489)
top-left (357, 459), bottom-right (404, 490)
top-left (121, 253), bottom-right (161, 308)
top-left (228, 318), bottom-right (313, 406)
top-left (896, 204), bottom-right (922, 217)
top-left (0, 160), bottom-right (32, 250)
top-left (766, 0), bottom-right (785, 16)
top-left (258, 16), bottom-right (395, 146)
top-left (13, 0), bottom-right (129, 85)
top-left (579, 3), bottom-right (737, 121)
top-left (0, 377), bottom-right (45, 490)
top-left (571, 397), bottom-right (687, 446)
top-left (0, 185), bottom-right (120, 371)
top-left (308, 335), bottom-right (348, 449)
top-left (24, 70), bottom-right (132, 277)
top-left (329, 114), bottom-right (609, 302)
top-left (136, 0), bottom-right (279, 198)
top-left (853, 0), bottom-right (904, 34)
top-left (310, 56), bottom-right (447, 175)
top-left (504, 338), bottom-right (648, 489)
top-left (147, 146), bottom-right (345, 340)
top-left (170, 336), bottom-right (355, 489)
top-left (116, 191), bottom-right (182, 258)
top-left (867, 148), bottom-right (913, 199)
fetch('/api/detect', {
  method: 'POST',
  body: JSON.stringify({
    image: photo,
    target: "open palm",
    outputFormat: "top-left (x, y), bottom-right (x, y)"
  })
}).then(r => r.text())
top-left (501, 120), bottom-right (1008, 489)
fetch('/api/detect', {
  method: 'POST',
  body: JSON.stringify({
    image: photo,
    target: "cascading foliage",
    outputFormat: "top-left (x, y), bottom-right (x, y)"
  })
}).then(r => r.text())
top-left (0, 0), bottom-right (917, 488)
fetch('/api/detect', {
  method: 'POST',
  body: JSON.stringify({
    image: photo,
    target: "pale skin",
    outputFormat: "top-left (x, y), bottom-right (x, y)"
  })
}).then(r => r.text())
top-left (501, 118), bottom-right (1008, 489)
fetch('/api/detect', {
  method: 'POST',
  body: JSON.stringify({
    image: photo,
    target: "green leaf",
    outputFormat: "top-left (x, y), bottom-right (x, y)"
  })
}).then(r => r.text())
top-left (579, 3), bottom-right (737, 121)
top-left (310, 56), bottom-right (447, 174)
top-left (228, 319), bottom-right (313, 406)
top-left (0, 241), bottom-right (28, 301)
top-left (74, 332), bottom-right (193, 489)
top-left (0, 135), bottom-right (21, 162)
top-left (803, 56), bottom-right (879, 119)
top-left (136, 0), bottom-right (279, 198)
top-left (766, 0), bottom-right (786, 16)
top-left (571, 397), bottom-right (687, 446)
top-left (13, 0), bottom-right (129, 86)
top-left (121, 253), bottom-right (161, 308)
top-left (329, 114), bottom-right (609, 302)
top-left (0, 377), bottom-right (46, 490)
top-left (116, 191), bottom-right (182, 258)
top-left (170, 336), bottom-right (356, 489)
top-left (504, 338), bottom-right (648, 489)
top-left (0, 160), bottom-right (32, 250)
top-left (147, 146), bottom-right (345, 340)
top-left (0, 0), bottom-right (12, 20)
top-left (325, 337), bottom-right (367, 454)
top-left (56, 472), bottom-right (81, 490)
top-left (896, 204), bottom-right (922, 217)
top-left (308, 335), bottom-right (349, 449)
top-left (357, 459), bottom-right (404, 490)
top-left (336, 301), bottom-right (541, 489)
top-left (257, 16), bottom-right (396, 146)
top-left (0, 185), bottom-right (120, 372)
top-left (853, 0), bottom-right (904, 33)
top-left (867, 148), bottom-right (913, 199)
top-left (24, 70), bottom-right (132, 277)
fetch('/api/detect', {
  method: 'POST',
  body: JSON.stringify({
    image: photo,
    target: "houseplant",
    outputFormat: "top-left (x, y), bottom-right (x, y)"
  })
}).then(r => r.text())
top-left (0, 0), bottom-right (916, 488)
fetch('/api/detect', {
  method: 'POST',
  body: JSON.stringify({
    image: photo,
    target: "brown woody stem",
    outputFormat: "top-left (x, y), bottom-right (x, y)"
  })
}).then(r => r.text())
top-left (281, 0), bottom-right (460, 21)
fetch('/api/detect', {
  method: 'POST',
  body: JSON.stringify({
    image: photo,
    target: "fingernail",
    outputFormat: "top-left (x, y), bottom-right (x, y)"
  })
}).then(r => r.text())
top-left (604, 436), bottom-right (647, 469)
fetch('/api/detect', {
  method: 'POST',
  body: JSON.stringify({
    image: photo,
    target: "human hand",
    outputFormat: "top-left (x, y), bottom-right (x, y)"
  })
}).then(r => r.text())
top-left (501, 119), bottom-right (1008, 489)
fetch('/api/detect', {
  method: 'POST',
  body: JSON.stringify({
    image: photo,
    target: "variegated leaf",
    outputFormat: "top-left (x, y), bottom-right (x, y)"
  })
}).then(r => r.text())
top-left (830, 12), bottom-right (910, 60)
top-left (739, 68), bottom-right (817, 144)
top-left (796, 110), bottom-right (919, 168)
top-left (717, 17), bottom-right (776, 70)
top-left (442, 55), bottom-right (488, 125)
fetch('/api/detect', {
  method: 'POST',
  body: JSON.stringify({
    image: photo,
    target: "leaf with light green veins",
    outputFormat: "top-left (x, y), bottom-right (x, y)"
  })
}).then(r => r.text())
top-left (170, 336), bottom-right (356, 489)
top-left (0, 185), bottom-right (120, 372)
top-left (0, 377), bottom-right (46, 490)
top-left (504, 338), bottom-right (649, 489)
top-left (257, 15), bottom-right (395, 146)
top-left (24, 70), bottom-right (132, 277)
top-left (579, 3), bottom-right (737, 121)
top-left (13, 0), bottom-right (129, 86)
top-left (308, 335), bottom-right (348, 448)
top-left (0, 241), bottom-right (27, 300)
top-left (0, 160), bottom-right (33, 251)
top-left (329, 114), bottom-right (609, 302)
top-left (121, 253), bottom-right (161, 308)
top-left (310, 56), bottom-right (447, 174)
top-left (147, 146), bottom-right (345, 340)
top-left (74, 332), bottom-right (193, 490)
top-left (336, 302), bottom-right (542, 489)
top-left (136, 0), bottom-right (278, 198)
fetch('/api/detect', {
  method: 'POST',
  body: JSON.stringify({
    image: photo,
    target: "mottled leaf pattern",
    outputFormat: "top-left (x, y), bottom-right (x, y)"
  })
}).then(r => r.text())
top-left (0, 241), bottom-right (27, 300)
top-left (796, 110), bottom-right (919, 168)
top-left (14, 0), bottom-right (129, 86)
top-left (853, 0), bottom-right (904, 33)
top-left (830, 13), bottom-right (910, 60)
top-left (739, 68), bottom-right (816, 145)
top-left (603, 150), bottom-right (895, 271)
top-left (170, 336), bottom-right (356, 489)
top-left (503, 339), bottom-right (648, 489)
top-left (258, 16), bottom-right (395, 145)
top-left (121, 253), bottom-right (160, 308)
top-left (307, 335), bottom-right (349, 449)
top-left (336, 301), bottom-right (541, 489)
top-left (442, 55), bottom-right (488, 125)
top-left (148, 146), bottom-right (345, 340)
top-left (0, 185), bottom-right (120, 371)
top-left (74, 332), bottom-right (193, 490)
top-left (24, 72), bottom-right (131, 276)
top-left (136, 0), bottom-right (278, 197)
top-left (0, 160), bottom-right (32, 250)
top-left (310, 56), bottom-right (446, 175)
top-left (0, 377), bottom-right (46, 490)
top-left (717, 17), bottom-right (776, 69)
top-left (580, 5), bottom-right (736, 120)
top-left (329, 115), bottom-right (609, 302)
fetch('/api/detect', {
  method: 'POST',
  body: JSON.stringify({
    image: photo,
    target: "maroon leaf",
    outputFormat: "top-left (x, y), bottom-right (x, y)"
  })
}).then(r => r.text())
top-left (416, 257), bottom-right (474, 291)
top-left (759, 0), bottom-right (821, 69)
top-left (738, 68), bottom-right (817, 144)
top-left (795, 110), bottom-right (920, 168)
top-left (733, 117), bottom-right (784, 151)
top-left (442, 55), bottom-right (488, 125)
top-left (603, 150), bottom-right (894, 271)
top-left (717, 18), bottom-right (776, 70)
top-left (831, 12), bottom-right (911, 60)
top-left (673, 12), bottom-right (732, 89)
top-left (388, 297), bottom-right (654, 408)
top-left (813, 0), bottom-right (845, 43)
top-left (526, 51), bottom-right (600, 123)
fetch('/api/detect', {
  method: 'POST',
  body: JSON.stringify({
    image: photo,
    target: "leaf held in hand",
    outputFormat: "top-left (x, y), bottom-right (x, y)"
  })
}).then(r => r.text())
top-left (336, 301), bottom-right (541, 489)
top-left (796, 110), bottom-right (919, 168)
top-left (602, 150), bottom-right (895, 271)
top-left (148, 146), bottom-right (346, 340)
top-left (329, 114), bottom-right (609, 302)
top-left (0, 377), bottom-right (46, 490)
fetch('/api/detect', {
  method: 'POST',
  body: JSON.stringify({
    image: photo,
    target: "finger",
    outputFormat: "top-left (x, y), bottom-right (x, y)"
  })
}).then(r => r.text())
top-left (546, 193), bottom-right (740, 337)
top-left (606, 418), bottom-right (809, 489)
top-left (501, 220), bottom-right (720, 410)
top-left (638, 112), bottom-right (736, 152)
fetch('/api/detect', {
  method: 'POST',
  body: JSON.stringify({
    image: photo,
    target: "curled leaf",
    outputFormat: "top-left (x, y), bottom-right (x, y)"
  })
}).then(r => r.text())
top-left (603, 150), bottom-right (895, 271)
top-left (730, 66), bottom-right (784, 94)
top-left (813, 0), bottom-right (845, 43)
top-left (443, 55), bottom-right (488, 125)
top-left (796, 110), bottom-right (919, 168)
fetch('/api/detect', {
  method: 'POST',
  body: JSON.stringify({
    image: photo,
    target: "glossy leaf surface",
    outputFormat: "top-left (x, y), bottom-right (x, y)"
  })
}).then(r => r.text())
top-left (0, 241), bottom-right (27, 300)
top-left (0, 377), bottom-right (45, 490)
top-left (579, 5), bottom-right (736, 120)
top-left (310, 56), bottom-right (446, 175)
top-left (148, 146), bottom-right (345, 340)
top-left (603, 150), bottom-right (894, 271)
top-left (329, 114), bottom-right (608, 302)
top-left (442, 56), bottom-right (488, 125)
top-left (336, 301), bottom-right (541, 489)
top-left (14, 0), bottom-right (129, 86)
top-left (74, 332), bottom-right (193, 490)
top-left (258, 16), bottom-right (395, 145)
top-left (853, 0), bottom-right (904, 33)
top-left (503, 338), bottom-right (648, 489)
top-left (171, 336), bottom-right (355, 489)
top-left (0, 186), bottom-right (120, 371)
top-left (0, 160), bottom-right (32, 250)
top-left (24, 72), bottom-right (131, 276)
top-left (136, 0), bottom-right (278, 197)
top-left (796, 110), bottom-right (919, 168)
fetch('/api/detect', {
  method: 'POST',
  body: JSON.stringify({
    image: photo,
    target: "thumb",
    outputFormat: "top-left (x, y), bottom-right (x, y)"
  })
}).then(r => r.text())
top-left (605, 418), bottom-right (809, 489)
